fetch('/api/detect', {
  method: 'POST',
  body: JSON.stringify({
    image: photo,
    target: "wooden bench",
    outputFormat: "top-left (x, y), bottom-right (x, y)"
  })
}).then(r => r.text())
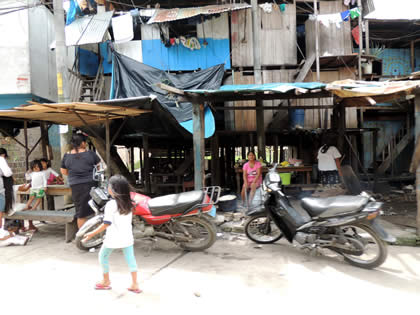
top-left (5, 210), bottom-right (77, 243)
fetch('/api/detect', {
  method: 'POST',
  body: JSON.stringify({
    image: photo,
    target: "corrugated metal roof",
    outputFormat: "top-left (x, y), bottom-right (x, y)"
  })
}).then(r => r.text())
top-left (65, 11), bottom-right (114, 46)
top-left (147, 3), bottom-right (250, 24)
top-left (365, 0), bottom-right (420, 20)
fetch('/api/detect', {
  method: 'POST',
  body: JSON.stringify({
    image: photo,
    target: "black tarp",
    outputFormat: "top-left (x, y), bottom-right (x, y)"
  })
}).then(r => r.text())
top-left (112, 52), bottom-right (225, 123)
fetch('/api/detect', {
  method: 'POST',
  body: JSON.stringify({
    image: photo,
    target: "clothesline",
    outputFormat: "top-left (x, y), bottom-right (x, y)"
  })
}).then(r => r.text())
top-left (309, 7), bottom-right (361, 28)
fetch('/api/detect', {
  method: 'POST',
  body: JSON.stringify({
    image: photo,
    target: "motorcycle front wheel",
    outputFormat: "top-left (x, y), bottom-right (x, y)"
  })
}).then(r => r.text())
top-left (337, 223), bottom-right (388, 269)
top-left (175, 216), bottom-right (217, 251)
top-left (75, 215), bottom-right (105, 250)
top-left (245, 214), bottom-right (283, 244)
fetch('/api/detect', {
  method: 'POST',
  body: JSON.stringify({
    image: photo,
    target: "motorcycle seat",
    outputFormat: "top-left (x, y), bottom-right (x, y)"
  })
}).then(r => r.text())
top-left (301, 195), bottom-right (369, 218)
top-left (148, 190), bottom-right (205, 216)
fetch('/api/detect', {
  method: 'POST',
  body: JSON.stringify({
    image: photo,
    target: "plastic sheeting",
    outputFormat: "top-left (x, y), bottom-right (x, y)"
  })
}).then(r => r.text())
top-left (111, 52), bottom-right (225, 124)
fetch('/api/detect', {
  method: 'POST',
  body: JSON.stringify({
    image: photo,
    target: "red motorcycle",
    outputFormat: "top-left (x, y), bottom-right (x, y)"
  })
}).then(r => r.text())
top-left (75, 180), bottom-right (220, 252)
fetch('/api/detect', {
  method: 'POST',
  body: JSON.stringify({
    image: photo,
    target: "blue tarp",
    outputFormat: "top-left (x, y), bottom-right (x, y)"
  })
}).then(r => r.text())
top-left (186, 82), bottom-right (327, 94)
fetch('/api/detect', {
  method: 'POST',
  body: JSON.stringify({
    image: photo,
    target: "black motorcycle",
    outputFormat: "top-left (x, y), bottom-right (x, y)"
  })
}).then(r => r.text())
top-left (244, 164), bottom-right (396, 269)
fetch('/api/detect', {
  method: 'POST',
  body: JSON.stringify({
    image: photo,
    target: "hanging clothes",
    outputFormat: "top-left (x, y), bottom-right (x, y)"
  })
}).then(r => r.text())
top-left (352, 25), bottom-right (360, 45)
top-left (341, 10), bottom-right (350, 21)
top-left (112, 13), bottom-right (134, 43)
top-left (350, 7), bottom-right (361, 19)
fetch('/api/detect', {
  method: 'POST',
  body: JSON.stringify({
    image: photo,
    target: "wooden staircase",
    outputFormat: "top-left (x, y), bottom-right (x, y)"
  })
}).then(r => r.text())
top-left (376, 120), bottom-right (414, 174)
top-left (69, 60), bottom-right (105, 102)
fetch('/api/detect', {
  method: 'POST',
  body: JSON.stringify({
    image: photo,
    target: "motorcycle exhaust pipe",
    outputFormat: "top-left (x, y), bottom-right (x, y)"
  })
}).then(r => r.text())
top-left (155, 232), bottom-right (191, 242)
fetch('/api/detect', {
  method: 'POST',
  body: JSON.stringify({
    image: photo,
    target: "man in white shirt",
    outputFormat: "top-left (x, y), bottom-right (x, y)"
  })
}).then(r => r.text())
top-left (0, 148), bottom-right (13, 229)
top-left (317, 141), bottom-right (343, 186)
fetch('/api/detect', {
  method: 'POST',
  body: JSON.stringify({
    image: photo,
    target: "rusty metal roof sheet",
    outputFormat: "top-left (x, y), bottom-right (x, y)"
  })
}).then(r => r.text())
top-left (65, 11), bottom-right (114, 46)
top-left (147, 3), bottom-right (250, 24)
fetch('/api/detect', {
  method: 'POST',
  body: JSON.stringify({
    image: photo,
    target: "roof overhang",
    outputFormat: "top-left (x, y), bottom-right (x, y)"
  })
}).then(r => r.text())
top-left (0, 96), bottom-right (154, 127)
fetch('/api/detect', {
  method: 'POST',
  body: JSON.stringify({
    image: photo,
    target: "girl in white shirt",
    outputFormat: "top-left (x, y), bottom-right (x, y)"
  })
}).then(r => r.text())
top-left (82, 175), bottom-right (141, 294)
top-left (40, 158), bottom-right (63, 185)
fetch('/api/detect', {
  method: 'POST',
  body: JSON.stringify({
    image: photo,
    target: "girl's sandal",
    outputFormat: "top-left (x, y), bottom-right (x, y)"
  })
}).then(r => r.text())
top-left (127, 287), bottom-right (142, 294)
top-left (95, 283), bottom-right (111, 290)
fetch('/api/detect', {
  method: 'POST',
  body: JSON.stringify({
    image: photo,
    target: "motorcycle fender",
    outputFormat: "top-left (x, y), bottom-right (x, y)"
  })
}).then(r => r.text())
top-left (369, 219), bottom-right (396, 243)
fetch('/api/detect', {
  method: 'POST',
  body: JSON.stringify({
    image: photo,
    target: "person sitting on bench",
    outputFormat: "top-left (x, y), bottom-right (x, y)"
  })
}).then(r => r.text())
top-left (241, 151), bottom-right (262, 207)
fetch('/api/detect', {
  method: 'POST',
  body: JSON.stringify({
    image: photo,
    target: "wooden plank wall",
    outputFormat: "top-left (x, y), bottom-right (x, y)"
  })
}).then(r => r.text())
top-left (298, 68), bottom-right (357, 129)
top-left (305, 0), bottom-right (352, 57)
top-left (231, 3), bottom-right (297, 67)
top-left (233, 69), bottom-right (295, 131)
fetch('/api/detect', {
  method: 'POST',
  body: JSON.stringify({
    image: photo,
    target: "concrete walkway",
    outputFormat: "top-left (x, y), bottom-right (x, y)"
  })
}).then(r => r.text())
top-left (1, 222), bottom-right (420, 315)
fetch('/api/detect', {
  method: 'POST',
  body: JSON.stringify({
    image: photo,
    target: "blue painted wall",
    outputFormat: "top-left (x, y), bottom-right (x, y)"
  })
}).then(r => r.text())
top-left (142, 38), bottom-right (231, 71)
top-left (0, 94), bottom-right (33, 109)
top-left (78, 48), bottom-right (99, 76)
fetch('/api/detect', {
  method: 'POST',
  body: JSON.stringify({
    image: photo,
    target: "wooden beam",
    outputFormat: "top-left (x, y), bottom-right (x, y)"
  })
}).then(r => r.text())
top-left (156, 83), bottom-right (184, 95)
top-left (0, 128), bottom-right (29, 151)
top-left (110, 117), bottom-right (128, 146)
top-left (213, 105), bottom-right (334, 110)
top-left (358, 0), bottom-right (363, 80)
top-left (193, 103), bottom-right (205, 190)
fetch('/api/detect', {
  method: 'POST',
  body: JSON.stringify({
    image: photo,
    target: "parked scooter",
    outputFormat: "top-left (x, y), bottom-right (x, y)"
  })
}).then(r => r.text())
top-left (75, 169), bottom-right (221, 252)
top-left (244, 164), bottom-right (396, 269)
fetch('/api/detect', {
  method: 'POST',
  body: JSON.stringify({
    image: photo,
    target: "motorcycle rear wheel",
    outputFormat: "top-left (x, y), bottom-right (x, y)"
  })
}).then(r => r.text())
top-left (175, 216), bottom-right (217, 251)
top-left (75, 216), bottom-right (105, 250)
top-left (245, 214), bottom-right (283, 244)
top-left (337, 223), bottom-right (388, 269)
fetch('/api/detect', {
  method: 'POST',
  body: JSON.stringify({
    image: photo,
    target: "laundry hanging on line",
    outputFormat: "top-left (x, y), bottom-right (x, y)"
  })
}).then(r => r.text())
top-left (309, 7), bottom-right (361, 28)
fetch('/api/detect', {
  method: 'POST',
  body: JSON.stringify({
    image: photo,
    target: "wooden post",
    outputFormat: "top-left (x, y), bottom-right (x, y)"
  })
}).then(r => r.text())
top-left (358, 0), bottom-right (363, 80)
top-left (411, 41), bottom-right (415, 73)
top-left (415, 94), bottom-right (420, 236)
top-left (314, 0), bottom-right (320, 82)
top-left (24, 121), bottom-right (29, 171)
top-left (211, 133), bottom-right (220, 186)
top-left (105, 116), bottom-right (111, 178)
top-left (193, 103), bottom-right (205, 190)
top-left (365, 20), bottom-right (370, 55)
top-left (273, 134), bottom-right (279, 163)
top-left (139, 147), bottom-right (144, 187)
top-left (338, 103), bottom-right (346, 153)
top-left (130, 147), bottom-right (135, 174)
top-left (241, 135), bottom-right (246, 159)
top-left (251, 0), bottom-right (265, 160)
top-left (143, 135), bottom-right (151, 193)
top-left (40, 123), bottom-right (48, 158)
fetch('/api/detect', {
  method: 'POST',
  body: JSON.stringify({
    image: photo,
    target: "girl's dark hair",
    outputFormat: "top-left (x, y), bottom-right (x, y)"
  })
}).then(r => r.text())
top-left (30, 160), bottom-right (42, 171)
top-left (71, 134), bottom-right (86, 153)
top-left (247, 151), bottom-right (256, 157)
top-left (321, 134), bottom-right (336, 153)
top-left (108, 175), bottom-right (134, 215)
top-left (3, 175), bottom-right (14, 214)
top-left (40, 158), bottom-right (51, 168)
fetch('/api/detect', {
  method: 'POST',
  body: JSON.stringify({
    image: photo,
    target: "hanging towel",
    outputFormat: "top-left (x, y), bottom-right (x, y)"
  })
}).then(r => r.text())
top-left (352, 25), bottom-right (360, 45)
top-left (112, 13), bottom-right (134, 43)
top-left (341, 10), bottom-right (350, 21)
top-left (350, 7), bottom-right (361, 19)
top-left (318, 13), bottom-right (343, 28)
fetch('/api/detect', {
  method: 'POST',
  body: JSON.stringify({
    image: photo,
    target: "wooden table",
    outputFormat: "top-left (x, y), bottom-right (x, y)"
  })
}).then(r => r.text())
top-left (235, 166), bottom-right (313, 195)
top-left (17, 185), bottom-right (72, 209)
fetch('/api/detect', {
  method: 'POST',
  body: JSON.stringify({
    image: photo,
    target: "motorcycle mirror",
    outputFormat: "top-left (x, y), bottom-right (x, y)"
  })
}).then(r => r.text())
top-left (269, 163), bottom-right (278, 172)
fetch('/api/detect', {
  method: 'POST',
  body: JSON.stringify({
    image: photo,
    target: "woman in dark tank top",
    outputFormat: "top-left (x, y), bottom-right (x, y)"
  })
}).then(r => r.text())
top-left (61, 134), bottom-right (101, 229)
